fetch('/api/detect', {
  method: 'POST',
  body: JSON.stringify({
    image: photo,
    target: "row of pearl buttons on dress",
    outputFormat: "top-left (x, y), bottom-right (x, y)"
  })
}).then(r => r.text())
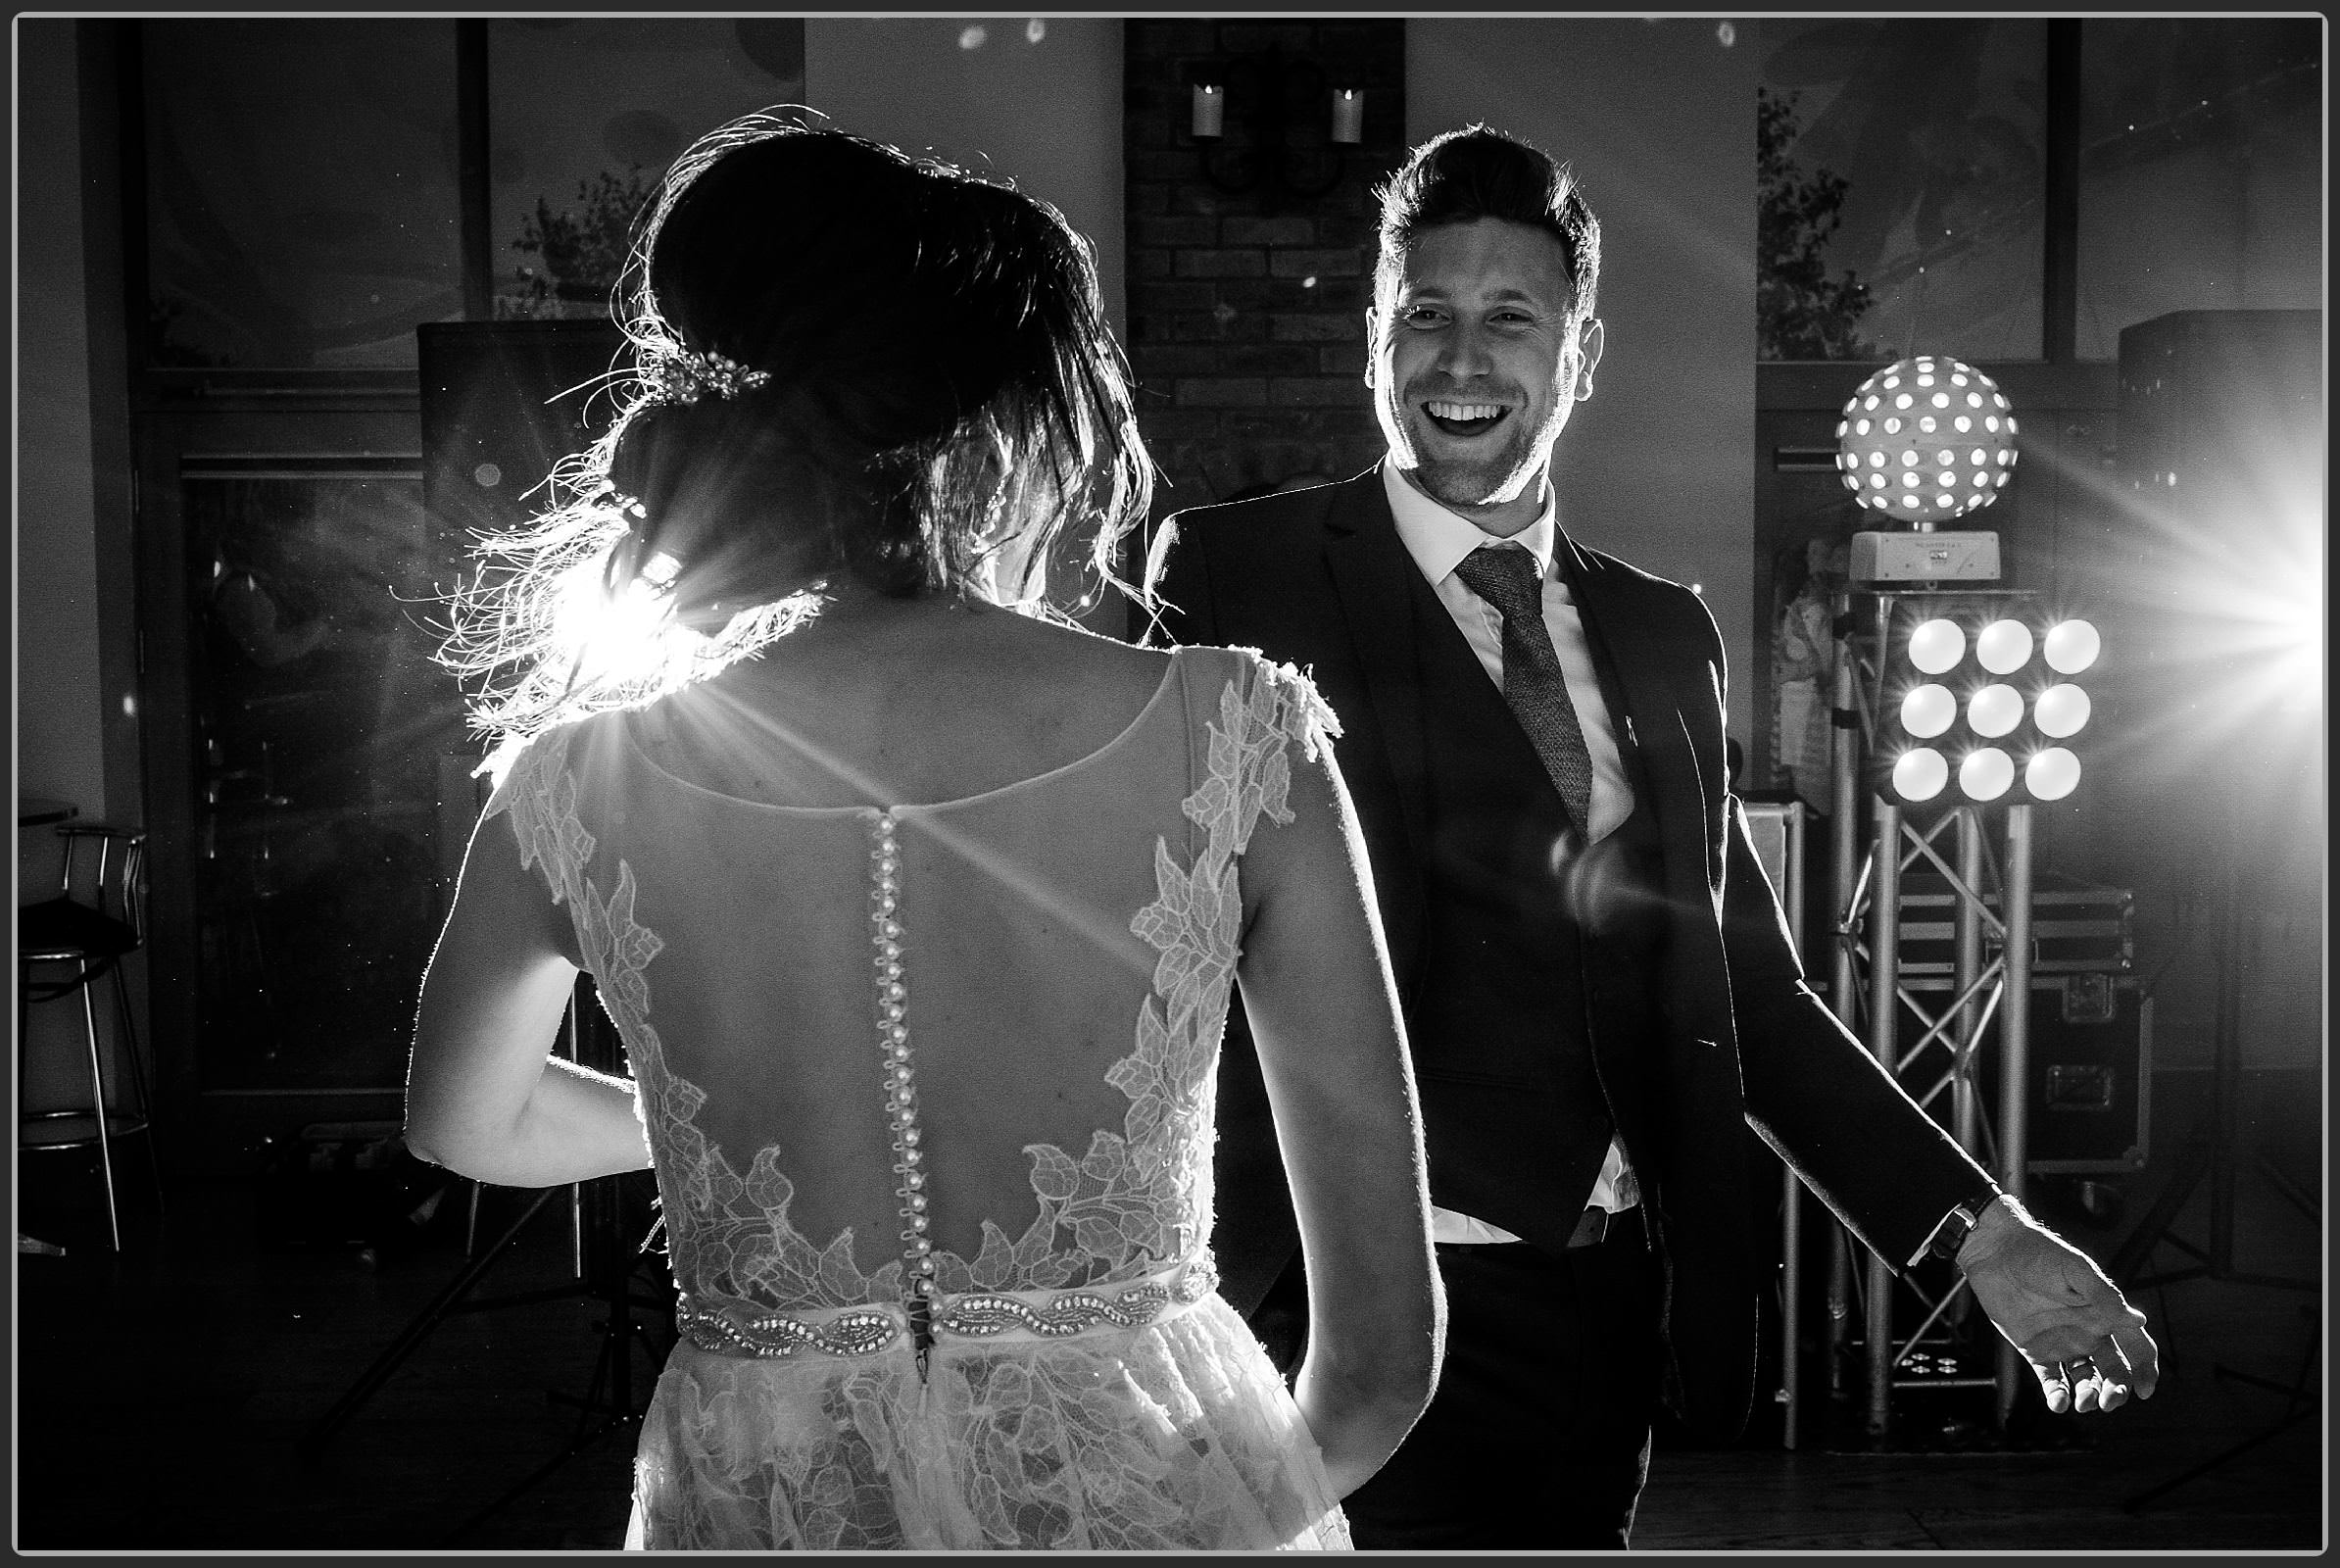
top-left (868, 810), bottom-right (937, 1371)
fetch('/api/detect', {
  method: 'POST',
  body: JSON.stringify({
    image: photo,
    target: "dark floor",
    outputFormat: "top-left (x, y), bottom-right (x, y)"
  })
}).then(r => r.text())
top-left (16, 1106), bottom-right (2327, 1556)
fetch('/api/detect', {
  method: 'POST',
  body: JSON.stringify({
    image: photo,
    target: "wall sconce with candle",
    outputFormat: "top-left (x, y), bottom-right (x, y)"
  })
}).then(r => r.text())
top-left (1187, 45), bottom-right (1363, 213)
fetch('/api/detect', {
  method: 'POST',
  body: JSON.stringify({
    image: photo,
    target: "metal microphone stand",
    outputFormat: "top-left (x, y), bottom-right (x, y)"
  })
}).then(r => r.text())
top-left (304, 978), bottom-right (677, 1521)
top-left (2111, 809), bottom-right (2318, 1512)
top-left (439, 1167), bottom-right (673, 1545)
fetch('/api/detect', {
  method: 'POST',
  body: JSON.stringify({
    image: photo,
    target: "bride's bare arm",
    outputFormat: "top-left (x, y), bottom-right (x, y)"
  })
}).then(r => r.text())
top-left (1235, 726), bottom-right (1442, 1498)
top-left (404, 810), bottom-right (654, 1186)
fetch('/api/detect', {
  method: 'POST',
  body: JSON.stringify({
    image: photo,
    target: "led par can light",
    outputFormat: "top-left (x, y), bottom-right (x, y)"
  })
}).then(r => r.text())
top-left (1872, 597), bottom-right (2102, 807)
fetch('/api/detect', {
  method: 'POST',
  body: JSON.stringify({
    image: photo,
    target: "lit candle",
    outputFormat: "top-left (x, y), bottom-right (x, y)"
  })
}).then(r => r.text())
top-left (1192, 81), bottom-right (1225, 140)
top-left (1330, 87), bottom-right (1365, 145)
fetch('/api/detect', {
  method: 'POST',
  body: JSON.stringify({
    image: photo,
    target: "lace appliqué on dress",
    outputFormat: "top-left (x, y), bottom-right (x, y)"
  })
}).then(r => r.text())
top-left (491, 655), bottom-right (1339, 1322)
top-left (937, 653), bottom-right (1341, 1298)
top-left (494, 659), bottom-right (1349, 1551)
top-left (490, 725), bottom-right (897, 1315)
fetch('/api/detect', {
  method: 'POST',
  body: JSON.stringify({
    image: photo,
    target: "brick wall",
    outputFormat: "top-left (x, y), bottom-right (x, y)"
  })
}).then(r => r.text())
top-left (1122, 20), bottom-right (1406, 526)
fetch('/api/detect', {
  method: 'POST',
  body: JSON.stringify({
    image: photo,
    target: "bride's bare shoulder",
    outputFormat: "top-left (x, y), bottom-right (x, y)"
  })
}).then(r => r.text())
top-left (981, 609), bottom-right (1177, 703)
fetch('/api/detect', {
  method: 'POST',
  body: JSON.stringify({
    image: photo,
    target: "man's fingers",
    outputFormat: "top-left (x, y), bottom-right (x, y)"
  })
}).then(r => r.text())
top-left (2026, 1350), bottom-right (2073, 1413)
top-left (2111, 1316), bottom-right (2161, 1399)
top-left (2033, 1339), bottom-right (2143, 1417)
top-left (1970, 1227), bottom-right (2160, 1414)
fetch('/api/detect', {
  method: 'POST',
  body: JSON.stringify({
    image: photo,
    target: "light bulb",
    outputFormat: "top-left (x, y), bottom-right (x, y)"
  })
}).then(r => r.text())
top-left (1959, 748), bottom-right (2015, 801)
top-left (1901, 684), bottom-right (1956, 739)
top-left (1967, 684), bottom-right (2023, 738)
top-left (1892, 748), bottom-right (1949, 802)
top-left (1907, 618), bottom-right (1965, 674)
top-left (2026, 748), bottom-right (2082, 801)
top-left (1976, 618), bottom-right (2034, 674)
top-left (2033, 684), bottom-right (2091, 738)
top-left (2043, 619), bottom-right (2101, 674)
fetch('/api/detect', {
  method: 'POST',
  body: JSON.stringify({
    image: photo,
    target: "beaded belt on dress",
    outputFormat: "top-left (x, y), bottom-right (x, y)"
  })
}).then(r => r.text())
top-left (675, 1254), bottom-right (1220, 1361)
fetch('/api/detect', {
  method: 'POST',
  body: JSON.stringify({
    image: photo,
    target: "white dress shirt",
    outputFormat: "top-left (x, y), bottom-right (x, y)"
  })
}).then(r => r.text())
top-left (1381, 463), bottom-right (1642, 1246)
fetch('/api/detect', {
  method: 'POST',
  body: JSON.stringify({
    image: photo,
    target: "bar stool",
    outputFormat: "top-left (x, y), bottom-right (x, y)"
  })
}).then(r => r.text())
top-left (18, 824), bottom-right (163, 1249)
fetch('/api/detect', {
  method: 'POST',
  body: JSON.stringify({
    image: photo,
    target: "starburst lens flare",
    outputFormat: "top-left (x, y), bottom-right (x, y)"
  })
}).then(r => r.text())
top-left (553, 552), bottom-right (698, 690)
top-left (2026, 748), bottom-right (2082, 802)
top-left (1975, 618), bottom-right (2034, 674)
top-left (2043, 618), bottom-right (2100, 674)
top-left (1960, 747), bottom-right (2015, 801)
top-left (1892, 748), bottom-right (1950, 802)
top-left (2033, 684), bottom-right (2091, 739)
top-left (1907, 618), bottom-right (1966, 674)
top-left (1901, 684), bottom-right (1956, 738)
top-left (1967, 683), bottom-right (2023, 738)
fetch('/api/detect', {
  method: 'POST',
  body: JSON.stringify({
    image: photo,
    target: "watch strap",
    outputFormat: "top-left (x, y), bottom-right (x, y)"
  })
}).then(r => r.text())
top-left (1925, 1191), bottom-right (1999, 1263)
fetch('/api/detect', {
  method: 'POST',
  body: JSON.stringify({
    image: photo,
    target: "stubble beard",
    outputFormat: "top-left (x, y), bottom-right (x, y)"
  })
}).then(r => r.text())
top-left (1398, 403), bottom-right (1555, 521)
top-left (1407, 442), bottom-right (1536, 514)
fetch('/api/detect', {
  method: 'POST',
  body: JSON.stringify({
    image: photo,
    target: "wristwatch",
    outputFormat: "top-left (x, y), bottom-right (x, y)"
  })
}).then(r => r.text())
top-left (1924, 1192), bottom-right (1998, 1263)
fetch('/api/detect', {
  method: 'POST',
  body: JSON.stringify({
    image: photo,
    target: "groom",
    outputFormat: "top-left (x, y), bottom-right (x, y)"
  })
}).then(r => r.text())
top-left (1147, 124), bottom-right (2158, 1548)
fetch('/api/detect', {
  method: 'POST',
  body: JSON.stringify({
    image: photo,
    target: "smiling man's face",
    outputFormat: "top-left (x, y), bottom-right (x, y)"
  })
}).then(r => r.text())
top-left (1369, 217), bottom-right (1603, 536)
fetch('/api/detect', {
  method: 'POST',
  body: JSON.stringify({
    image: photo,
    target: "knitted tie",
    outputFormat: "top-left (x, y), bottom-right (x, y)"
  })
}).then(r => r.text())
top-left (1453, 542), bottom-right (1597, 833)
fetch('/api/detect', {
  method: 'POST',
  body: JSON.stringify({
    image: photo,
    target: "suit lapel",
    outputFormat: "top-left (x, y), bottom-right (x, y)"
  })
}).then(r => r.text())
top-left (1320, 468), bottom-right (1434, 863)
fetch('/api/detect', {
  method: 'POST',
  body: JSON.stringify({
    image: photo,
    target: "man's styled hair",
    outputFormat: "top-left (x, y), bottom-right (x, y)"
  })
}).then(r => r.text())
top-left (1373, 124), bottom-right (1601, 326)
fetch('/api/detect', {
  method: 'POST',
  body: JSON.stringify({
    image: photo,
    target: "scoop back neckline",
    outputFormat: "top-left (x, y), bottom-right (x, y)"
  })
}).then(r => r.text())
top-left (617, 645), bottom-right (1198, 816)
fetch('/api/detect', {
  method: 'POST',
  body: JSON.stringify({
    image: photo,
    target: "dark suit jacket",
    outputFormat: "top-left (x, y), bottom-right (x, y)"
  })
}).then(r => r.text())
top-left (1149, 466), bottom-right (1994, 1437)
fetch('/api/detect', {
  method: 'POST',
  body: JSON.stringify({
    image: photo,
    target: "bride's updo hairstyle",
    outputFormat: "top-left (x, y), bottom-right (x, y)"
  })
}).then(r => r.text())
top-left (443, 114), bottom-right (1152, 744)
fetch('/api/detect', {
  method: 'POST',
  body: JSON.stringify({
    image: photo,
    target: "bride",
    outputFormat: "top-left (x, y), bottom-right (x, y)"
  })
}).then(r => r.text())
top-left (403, 113), bottom-right (1440, 1550)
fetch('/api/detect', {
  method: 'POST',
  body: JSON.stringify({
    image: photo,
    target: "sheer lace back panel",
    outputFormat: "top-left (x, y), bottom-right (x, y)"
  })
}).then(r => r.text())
top-left (482, 645), bottom-right (1350, 1549)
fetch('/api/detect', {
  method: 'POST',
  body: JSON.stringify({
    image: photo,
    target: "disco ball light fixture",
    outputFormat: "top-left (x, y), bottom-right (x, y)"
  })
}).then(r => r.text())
top-left (1835, 355), bottom-right (2020, 526)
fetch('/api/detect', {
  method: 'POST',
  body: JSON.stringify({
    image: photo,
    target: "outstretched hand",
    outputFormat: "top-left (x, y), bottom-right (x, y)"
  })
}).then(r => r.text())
top-left (1956, 1195), bottom-right (2159, 1414)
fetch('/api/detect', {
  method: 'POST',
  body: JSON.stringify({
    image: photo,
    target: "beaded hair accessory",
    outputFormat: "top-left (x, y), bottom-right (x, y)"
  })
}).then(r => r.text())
top-left (639, 346), bottom-right (773, 407)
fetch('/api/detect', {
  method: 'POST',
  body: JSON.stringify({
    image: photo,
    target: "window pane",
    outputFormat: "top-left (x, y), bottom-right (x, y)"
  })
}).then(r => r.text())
top-left (1757, 19), bottom-right (2048, 362)
top-left (143, 20), bottom-right (462, 368)
top-left (2076, 21), bottom-right (2321, 361)
top-left (488, 19), bottom-right (805, 319)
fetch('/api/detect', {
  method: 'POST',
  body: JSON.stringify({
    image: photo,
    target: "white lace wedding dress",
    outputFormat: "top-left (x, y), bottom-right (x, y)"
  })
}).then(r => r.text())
top-left (484, 644), bottom-right (1352, 1550)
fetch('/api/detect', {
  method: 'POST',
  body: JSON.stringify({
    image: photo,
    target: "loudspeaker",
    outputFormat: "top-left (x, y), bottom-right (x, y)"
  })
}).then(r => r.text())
top-left (2106, 310), bottom-right (2322, 867)
top-left (2117, 309), bottom-right (2320, 497)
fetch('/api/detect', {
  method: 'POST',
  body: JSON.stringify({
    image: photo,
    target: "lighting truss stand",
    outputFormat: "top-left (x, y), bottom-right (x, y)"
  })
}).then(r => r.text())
top-left (1822, 588), bottom-right (2042, 1443)
top-left (1743, 791), bottom-right (1824, 1448)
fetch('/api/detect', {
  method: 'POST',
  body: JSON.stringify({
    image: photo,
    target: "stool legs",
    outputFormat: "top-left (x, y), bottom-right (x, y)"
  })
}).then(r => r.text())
top-left (77, 965), bottom-right (124, 1251)
top-left (20, 954), bottom-right (160, 1252)
top-left (110, 961), bottom-right (166, 1217)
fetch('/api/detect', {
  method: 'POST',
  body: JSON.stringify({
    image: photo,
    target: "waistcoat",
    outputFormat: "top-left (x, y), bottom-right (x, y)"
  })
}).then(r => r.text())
top-left (1401, 568), bottom-right (1669, 1257)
